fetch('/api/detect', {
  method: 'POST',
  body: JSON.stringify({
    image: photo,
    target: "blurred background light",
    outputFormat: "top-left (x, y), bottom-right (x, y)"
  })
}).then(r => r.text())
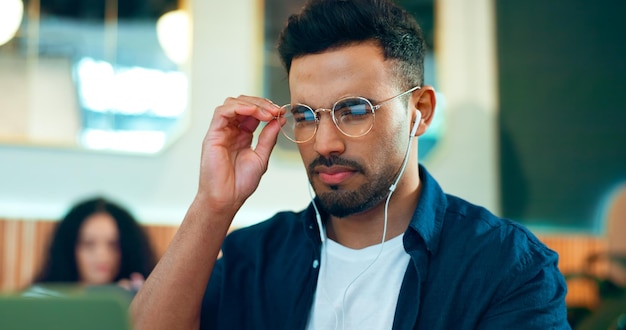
top-left (81, 129), bottom-right (166, 154)
top-left (156, 9), bottom-right (191, 65)
top-left (0, 0), bottom-right (23, 47)
top-left (76, 57), bottom-right (188, 117)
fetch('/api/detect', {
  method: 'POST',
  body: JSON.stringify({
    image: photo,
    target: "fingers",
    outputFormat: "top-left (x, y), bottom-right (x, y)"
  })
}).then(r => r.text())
top-left (214, 95), bottom-right (281, 124)
top-left (205, 96), bottom-right (282, 147)
top-left (118, 279), bottom-right (132, 291)
top-left (130, 272), bottom-right (145, 291)
top-left (255, 119), bottom-right (282, 162)
top-left (117, 272), bottom-right (146, 293)
top-left (197, 94), bottom-right (283, 208)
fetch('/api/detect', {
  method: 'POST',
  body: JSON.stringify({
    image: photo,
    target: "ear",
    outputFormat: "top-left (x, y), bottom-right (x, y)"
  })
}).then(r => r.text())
top-left (409, 86), bottom-right (436, 137)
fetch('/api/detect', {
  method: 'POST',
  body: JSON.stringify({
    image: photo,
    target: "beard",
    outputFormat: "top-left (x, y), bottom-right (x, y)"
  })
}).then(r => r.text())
top-left (309, 155), bottom-right (399, 218)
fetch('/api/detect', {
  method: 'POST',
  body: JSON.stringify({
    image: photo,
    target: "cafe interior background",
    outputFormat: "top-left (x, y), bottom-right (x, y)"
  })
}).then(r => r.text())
top-left (0, 0), bottom-right (625, 327)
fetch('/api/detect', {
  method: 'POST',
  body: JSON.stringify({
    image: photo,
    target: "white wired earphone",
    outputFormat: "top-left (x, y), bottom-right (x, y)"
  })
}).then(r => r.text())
top-left (310, 109), bottom-right (422, 330)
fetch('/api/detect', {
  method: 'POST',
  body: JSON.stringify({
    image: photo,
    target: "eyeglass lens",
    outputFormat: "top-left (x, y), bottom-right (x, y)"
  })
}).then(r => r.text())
top-left (278, 97), bottom-right (375, 143)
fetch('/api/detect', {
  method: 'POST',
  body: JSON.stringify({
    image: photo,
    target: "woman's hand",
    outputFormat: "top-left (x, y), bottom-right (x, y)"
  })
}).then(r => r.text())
top-left (118, 272), bottom-right (145, 293)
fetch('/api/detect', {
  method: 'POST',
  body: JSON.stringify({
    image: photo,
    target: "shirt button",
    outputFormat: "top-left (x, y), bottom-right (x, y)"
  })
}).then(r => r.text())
top-left (312, 260), bottom-right (319, 268)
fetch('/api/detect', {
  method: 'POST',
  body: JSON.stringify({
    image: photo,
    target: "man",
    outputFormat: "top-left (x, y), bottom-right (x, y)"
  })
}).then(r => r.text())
top-left (131, 0), bottom-right (569, 329)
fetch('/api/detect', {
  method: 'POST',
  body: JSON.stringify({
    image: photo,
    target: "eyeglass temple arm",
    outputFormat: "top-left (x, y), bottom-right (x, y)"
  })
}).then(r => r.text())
top-left (375, 86), bottom-right (421, 109)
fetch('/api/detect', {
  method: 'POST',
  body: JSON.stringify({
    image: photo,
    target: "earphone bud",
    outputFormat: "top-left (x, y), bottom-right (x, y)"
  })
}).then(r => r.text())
top-left (410, 109), bottom-right (422, 137)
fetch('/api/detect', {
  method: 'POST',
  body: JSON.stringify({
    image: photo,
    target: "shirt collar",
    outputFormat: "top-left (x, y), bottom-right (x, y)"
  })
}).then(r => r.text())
top-left (406, 164), bottom-right (447, 255)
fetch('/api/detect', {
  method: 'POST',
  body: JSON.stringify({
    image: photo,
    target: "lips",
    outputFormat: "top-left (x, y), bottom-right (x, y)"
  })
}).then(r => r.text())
top-left (316, 166), bottom-right (356, 185)
top-left (95, 264), bottom-right (111, 274)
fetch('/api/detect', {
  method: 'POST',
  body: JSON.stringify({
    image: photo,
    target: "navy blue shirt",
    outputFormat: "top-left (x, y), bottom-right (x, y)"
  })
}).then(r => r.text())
top-left (201, 166), bottom-right (569, 329)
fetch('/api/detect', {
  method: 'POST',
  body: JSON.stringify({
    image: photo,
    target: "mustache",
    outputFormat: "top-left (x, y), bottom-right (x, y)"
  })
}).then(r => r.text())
top-left (307, 155), bottom-right (365, 173)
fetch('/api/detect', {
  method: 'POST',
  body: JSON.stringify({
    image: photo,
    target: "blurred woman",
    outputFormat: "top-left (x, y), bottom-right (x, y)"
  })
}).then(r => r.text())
top-left (34, 196), bottom-right (156, 289)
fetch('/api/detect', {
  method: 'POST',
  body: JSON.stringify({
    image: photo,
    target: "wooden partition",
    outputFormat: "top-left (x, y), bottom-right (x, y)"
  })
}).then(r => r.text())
top-left (538, 234), bottom-right (608, 310)
top-left (0, 218), bottom-right (610, 309)
top-left (0, 218), bottom-right (178, 292)
top-left (0, 219), bottom-right (57, 292)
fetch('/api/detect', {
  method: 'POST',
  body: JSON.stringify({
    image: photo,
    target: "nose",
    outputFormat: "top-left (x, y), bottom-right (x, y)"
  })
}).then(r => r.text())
top-left (94, 243), bottom-right (110, 260)
top-left (313, 110), bottom-right (345, 157)
top-left (93, 242), bottom-right (119, 264)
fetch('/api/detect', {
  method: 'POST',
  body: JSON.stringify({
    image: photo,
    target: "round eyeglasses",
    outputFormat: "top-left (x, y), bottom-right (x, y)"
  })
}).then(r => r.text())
top-left (276, 86), bottom-right (420, 143)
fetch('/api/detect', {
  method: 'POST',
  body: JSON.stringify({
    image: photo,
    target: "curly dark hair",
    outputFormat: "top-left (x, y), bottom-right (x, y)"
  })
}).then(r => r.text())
top-left (277, 0), bottom-right (426, 90)
top-left (35, 197), bottom-right (156, 283)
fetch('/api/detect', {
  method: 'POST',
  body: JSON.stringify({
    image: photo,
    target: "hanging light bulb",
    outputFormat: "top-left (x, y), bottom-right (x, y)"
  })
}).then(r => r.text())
top-left (0, 0), bottom-right (24, 47)
top-left (156, 9), bottom-right (191, 65)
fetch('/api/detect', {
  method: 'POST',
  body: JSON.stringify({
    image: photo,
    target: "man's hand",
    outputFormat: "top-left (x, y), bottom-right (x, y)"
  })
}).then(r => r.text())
top-left (198, 95), bottom-right (282, 216)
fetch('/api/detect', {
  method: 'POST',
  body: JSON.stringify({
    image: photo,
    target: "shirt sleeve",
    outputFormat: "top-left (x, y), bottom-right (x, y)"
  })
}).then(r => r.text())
top-left (476, 229), bottom-right (570, 330)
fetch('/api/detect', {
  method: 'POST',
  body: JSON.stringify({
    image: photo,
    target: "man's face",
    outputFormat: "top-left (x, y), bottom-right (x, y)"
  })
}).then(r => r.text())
top-left (289, 42), bottom-right (413, 218)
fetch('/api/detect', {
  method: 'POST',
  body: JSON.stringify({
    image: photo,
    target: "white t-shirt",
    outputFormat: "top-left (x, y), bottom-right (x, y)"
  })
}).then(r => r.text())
top-left (306, 234), bottom-right (410, 330)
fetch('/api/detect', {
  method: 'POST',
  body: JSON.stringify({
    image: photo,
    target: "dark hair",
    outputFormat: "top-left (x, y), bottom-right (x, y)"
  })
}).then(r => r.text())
top-left (277, 0), bottom-right (426, 89)
top-left (35, 197), bottom-right (156, 283)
